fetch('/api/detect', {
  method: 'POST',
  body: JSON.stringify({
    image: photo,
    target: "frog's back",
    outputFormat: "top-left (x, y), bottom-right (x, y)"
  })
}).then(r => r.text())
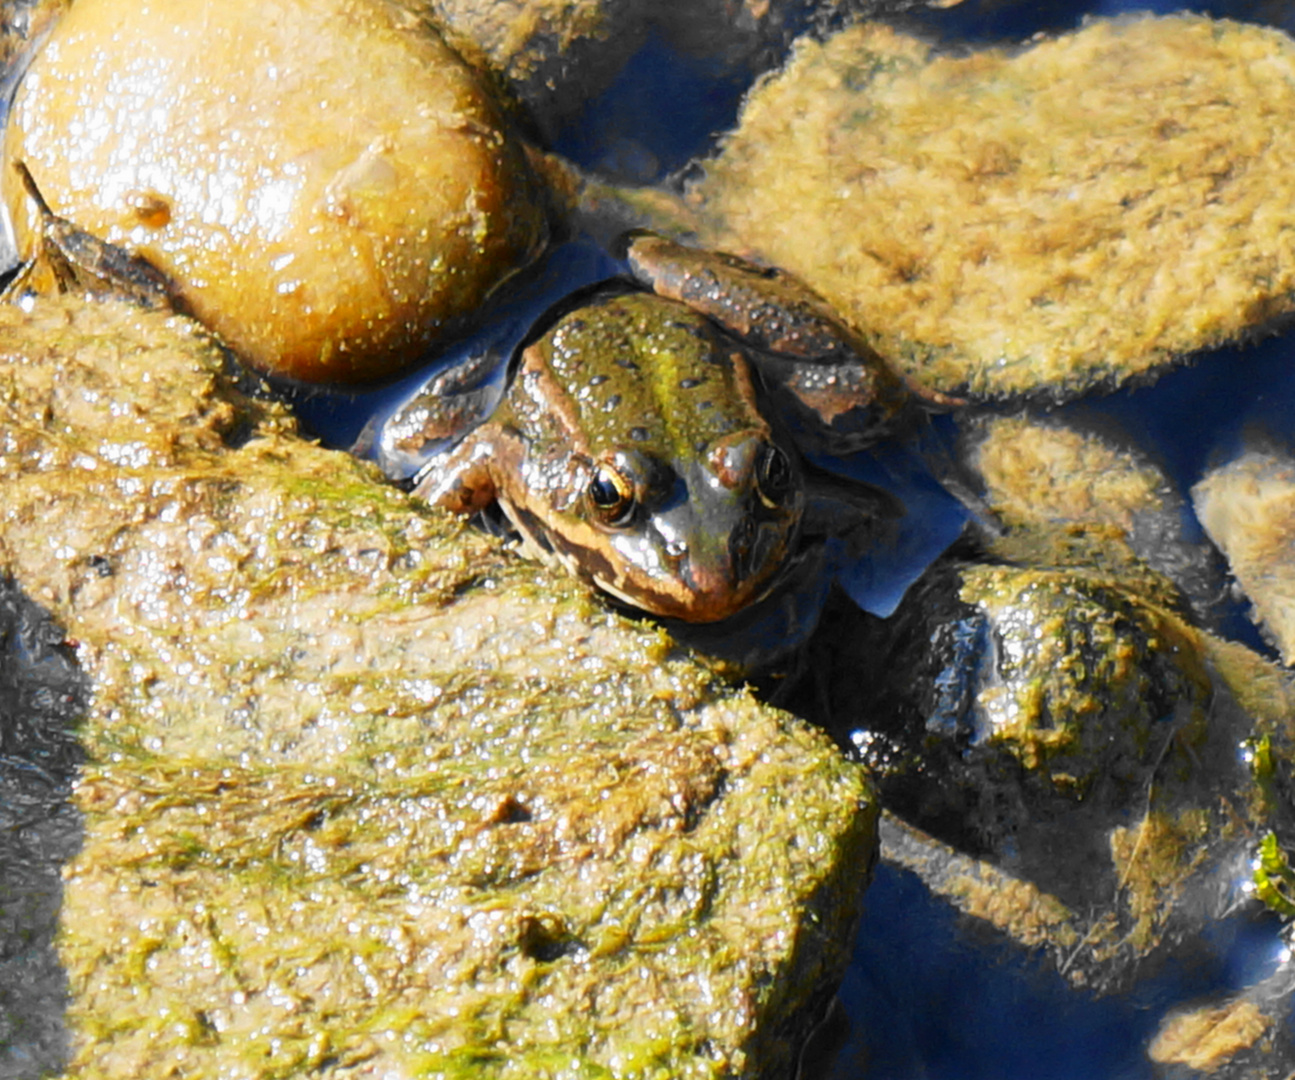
top-left (531, 291), bottom-right (771, 465)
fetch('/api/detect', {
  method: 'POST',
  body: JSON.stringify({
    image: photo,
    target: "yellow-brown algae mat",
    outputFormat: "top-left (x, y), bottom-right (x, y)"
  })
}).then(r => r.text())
top-left (0, 296), bottom-right (877, 1080)
top-left (694, 16), bottom-right (1295, 400)
top-left (1194, 451), bottom-right (1295, 666)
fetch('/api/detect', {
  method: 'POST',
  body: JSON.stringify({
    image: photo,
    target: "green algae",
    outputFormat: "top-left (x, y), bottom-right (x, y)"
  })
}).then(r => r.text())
top-left (0, 296), bottom-right (877, 1079)
top-left (692, 15), bottom-right (1295, 400)
top-left (822, 518), bottom-right (1295, 991)
top-left (958, 563), bottom-right (1212, 789)
top-left (1252, 833), bottom-right (1295, 919)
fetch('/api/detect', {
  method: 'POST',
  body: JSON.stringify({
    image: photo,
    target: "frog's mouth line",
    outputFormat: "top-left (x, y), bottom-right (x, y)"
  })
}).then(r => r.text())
top-left (496, 499), bottom-right (789, 623)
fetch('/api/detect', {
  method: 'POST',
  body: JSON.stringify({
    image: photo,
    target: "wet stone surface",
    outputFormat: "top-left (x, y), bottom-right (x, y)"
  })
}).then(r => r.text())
top-left (0, 296), bottom-right (877, 1080)
top-left (9, 2), bottom-right (1295, 1076)
top-left (3, 0), bottom-right (552, 385)
top-left (690, 15), bottom-right (1295, 401)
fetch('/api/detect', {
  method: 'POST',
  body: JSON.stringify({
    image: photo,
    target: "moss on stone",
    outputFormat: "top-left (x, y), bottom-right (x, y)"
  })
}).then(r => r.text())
top-left (694, 16), bottom-right (1295, 399)
top-left (958, 563), bottom-right (1212, 787)
top-left (0, 296), bottom-right (876, 1079)
top-left (1193, 451), bottom-right (1295, 665)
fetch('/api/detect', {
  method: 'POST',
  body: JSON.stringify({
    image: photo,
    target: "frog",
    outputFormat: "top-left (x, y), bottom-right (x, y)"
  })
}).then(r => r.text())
top-left (376, 232), bottom-right (952, 624)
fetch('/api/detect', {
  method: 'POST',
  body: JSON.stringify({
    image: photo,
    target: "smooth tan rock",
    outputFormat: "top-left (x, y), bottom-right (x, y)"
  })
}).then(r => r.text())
top-left (3, 0), bottom-right (550, 384)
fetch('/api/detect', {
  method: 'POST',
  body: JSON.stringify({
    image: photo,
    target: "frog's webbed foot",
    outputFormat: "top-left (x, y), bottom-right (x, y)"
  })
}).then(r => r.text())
top-left (2, 160), bottom-right (176, 310)
top-left (354, 347), bottom-right (507, 480)
top-left (801, 465), bottom-right (905, 560)
top-left (755, 349), bottom-right (912, 455)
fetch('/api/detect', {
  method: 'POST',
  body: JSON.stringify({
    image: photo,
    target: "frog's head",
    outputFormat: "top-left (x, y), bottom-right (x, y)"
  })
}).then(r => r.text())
top-left (496, 291), bottom-right (805, 622)
top-left (519, 431), bottom-right (803, 623)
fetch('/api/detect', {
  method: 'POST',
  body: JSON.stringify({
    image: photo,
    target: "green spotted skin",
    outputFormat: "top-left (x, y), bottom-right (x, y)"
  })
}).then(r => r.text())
top-left (415, 290), bottom-right (805, 623)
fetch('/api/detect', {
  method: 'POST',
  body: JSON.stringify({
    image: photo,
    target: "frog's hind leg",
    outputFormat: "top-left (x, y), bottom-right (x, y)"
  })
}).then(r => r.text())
top-left (2, 160), bottom-right (176, 309)
top-left (898, 412), bottom-right (1004, 538)
top-left (800, 464), bottom-right (905, 562)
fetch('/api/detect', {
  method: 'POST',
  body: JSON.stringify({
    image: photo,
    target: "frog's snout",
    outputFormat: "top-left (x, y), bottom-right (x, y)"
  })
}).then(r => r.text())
top-left (664, 479), bottom-right (798, 613)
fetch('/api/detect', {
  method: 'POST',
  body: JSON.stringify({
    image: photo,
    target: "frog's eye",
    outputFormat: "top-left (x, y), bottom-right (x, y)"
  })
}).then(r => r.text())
top-left (755, 444), bottom-right (795, 509)
top-left (587, 463), bottom-right (636, 527)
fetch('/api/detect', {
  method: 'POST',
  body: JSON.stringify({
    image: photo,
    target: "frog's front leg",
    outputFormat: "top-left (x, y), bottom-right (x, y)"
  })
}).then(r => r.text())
top-left (409, 428), bottom-right (503, 516)
top-left (356, 346), bottom-right (507, 480)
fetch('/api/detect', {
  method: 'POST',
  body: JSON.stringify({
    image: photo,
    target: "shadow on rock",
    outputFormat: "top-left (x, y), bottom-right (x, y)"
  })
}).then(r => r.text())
top-left (0, 573), bottom-right (87, 1080)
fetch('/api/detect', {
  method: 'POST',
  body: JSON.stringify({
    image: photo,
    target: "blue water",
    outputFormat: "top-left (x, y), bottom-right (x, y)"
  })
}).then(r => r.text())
top-left (284, 1), bottom-right (1295, 1073)
top-left (833, 863), bottom-right (1289, 1080)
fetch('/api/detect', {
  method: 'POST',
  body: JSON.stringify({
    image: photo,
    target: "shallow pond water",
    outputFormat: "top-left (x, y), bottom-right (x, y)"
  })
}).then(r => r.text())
top-left (20, 0), bottom-right (1295, 1073)
top-left (295, 1), bottom-right (1295, 1074)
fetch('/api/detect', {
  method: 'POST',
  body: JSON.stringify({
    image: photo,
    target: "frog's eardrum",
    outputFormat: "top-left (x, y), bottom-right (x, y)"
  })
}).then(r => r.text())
top-left (2, 0), bottom-right (550, 384)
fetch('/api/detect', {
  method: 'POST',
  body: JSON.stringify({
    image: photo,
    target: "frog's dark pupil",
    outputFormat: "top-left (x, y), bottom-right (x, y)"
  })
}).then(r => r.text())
top-left (587, 466), bottom-right (634, 525)
top-left (589, 475), bottom-right (620, 506)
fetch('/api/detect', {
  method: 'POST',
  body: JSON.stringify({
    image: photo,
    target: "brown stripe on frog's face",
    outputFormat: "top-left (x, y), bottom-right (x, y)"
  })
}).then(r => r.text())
top-left (502, 433), bottom-right (804, 622)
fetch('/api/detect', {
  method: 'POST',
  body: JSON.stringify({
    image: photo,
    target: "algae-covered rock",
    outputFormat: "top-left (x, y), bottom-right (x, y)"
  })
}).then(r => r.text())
top-left (1193, 451), bottom-right (1295, 666)
top-left (806, 544), bottom-right (1295, 991)
top-left (3, 0), bottom-right (551, 385)
top-left (1149, 996), bottom-right (1278, 1074)
top-left (692, 16), bottom-right (1295, 400)
top-left (0, 296), bottom-right (876, 1079)
top-left (968, 412), bottom-right (1222, 618)
top-left (971, 414), bottom-right (1177, 539)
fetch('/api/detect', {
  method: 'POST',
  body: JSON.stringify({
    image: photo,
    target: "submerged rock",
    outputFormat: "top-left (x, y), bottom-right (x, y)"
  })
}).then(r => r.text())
top-left (692, 16), bottom-right (1295, 400)
top-left (3, 0), bottom-right (551, 385)
top-left (0, 573), bottom-right (86, 1079)
top-left (1194, 451), bottom-right (1295, 666)
top-left (802, 539), bottom-right (1295, 996)
top-left (1149, 986), bottom-right (1289, 1075)
top-left (971, 414), bottom-right (1179, 541)
top-left (423, 0), bottom-right (652, 137)
top-left (967, 412), bottom-right (1222, 620)
top-left (0, 296), bottom-right (877, 1079)
top-left (425, 0), bottom-right (935, 142)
